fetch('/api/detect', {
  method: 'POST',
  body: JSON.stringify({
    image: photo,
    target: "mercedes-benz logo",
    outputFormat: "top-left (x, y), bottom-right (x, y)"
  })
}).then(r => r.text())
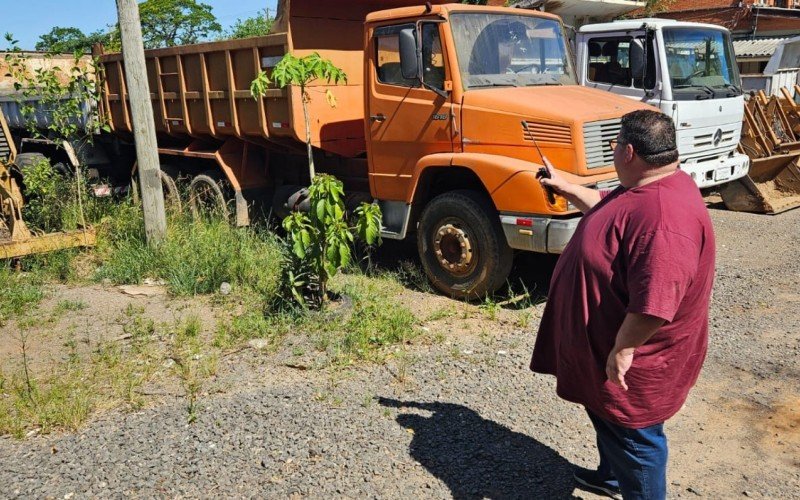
top-left (713, 128), bottom-right (723, 147)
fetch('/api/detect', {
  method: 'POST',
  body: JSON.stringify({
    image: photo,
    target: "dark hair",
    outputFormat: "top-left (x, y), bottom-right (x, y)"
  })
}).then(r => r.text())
top-left (619, 110), bottom-right (679, 167)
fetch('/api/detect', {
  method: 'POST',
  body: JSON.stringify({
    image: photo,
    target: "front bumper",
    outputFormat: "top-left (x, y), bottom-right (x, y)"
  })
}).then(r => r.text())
top-left (682, 152), bottom-right (750, 189)
top-left (500, 215), bottom-right (580, 254)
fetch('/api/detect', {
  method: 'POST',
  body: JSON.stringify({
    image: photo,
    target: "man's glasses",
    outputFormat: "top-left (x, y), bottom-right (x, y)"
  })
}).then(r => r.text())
top-left (609, 138), bottom-right (619, 151)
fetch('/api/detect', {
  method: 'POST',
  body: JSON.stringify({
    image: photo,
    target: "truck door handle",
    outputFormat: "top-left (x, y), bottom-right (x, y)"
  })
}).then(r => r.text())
top-left (370, 113), bottom-right (386, 123)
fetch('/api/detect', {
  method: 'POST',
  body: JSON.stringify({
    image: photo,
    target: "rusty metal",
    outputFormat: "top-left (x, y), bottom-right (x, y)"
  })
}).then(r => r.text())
top-left (721, 88), bottom-right (800, 214)
top-left (0, 107), bottom-right (96, 259)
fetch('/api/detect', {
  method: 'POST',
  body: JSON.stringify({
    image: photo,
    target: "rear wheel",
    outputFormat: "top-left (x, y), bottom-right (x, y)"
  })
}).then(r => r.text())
top-left (189, 170), bottom-right (232, 221)
top-left (131, 165), bottom-right (182, 214)
top-left (417, 190), bottom-right (513, 300)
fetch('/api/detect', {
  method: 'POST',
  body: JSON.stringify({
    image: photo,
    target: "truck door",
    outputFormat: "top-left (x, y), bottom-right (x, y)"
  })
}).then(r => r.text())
top-left (366, 22), bottom-right (454, 202)
top-left (579, 31), bottom-right (659, 107)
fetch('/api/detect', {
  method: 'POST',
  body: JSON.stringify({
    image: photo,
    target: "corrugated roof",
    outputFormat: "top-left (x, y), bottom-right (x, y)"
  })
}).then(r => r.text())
top-left (733, 38), bottom-right (786, 58)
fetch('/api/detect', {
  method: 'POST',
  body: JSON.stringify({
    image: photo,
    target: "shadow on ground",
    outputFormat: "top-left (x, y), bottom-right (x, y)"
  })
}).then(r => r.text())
top-left (369, 240), bottom-right (559, 308)
top-left (378, 398), bottom-right (579, 499)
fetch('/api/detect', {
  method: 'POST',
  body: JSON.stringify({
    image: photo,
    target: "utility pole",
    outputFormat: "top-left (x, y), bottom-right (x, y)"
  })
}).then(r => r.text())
top-left (116, 0), bottom-right (167, 245)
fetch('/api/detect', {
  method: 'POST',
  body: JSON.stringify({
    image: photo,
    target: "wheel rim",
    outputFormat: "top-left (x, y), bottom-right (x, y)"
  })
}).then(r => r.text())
top-left (433, 221), bottom-right (476, 276)
top-left (190, 180), bottom-right (227, 219)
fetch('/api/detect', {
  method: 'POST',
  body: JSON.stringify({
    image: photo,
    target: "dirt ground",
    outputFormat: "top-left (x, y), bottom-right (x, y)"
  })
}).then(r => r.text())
top-left (1, 203), bottom-right (799, 498)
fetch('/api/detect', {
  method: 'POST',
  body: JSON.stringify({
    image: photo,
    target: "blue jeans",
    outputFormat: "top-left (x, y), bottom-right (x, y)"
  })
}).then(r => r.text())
top-left (586, 409), bottom-right (668, 500)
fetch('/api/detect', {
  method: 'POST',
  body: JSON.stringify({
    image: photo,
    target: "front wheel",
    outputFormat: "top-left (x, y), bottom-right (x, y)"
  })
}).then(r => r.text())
top-left (417, 190), bottom-right (513, 300)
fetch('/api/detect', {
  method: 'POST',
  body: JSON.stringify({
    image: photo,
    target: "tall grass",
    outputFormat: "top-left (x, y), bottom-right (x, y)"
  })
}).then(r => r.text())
top-left (0, 266), bottom-right (45, 324)
top-left (95, 207), bottom-right (282, 302)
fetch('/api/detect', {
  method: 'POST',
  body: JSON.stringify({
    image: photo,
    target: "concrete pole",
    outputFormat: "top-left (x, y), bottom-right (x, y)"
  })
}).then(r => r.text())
top-left (116, 0), bottom-right (167, 245)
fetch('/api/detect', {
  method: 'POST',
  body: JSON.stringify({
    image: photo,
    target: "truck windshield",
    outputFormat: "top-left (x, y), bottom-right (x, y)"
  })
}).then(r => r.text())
top-left (663, 28), bottom-right (741, 100)
top-left (450, 13), bottom-right (576, 89)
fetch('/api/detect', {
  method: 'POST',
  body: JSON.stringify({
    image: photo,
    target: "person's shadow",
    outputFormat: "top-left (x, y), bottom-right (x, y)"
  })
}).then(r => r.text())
top-left (378, 398), bottom-right (580, 499)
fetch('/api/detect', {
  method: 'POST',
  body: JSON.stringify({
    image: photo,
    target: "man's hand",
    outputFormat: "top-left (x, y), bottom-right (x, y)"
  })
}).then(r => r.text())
top-left (536, 157), bottom-right (601, 213)
top-left (538, 157), bottom-right (572, 195)
top-left (606, 347), bottom-right (634, 391)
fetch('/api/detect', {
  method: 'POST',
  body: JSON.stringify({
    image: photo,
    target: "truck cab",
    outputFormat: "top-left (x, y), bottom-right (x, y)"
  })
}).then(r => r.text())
top-left (576, 19), bottom-right (750, 189)
top-left (364, 4), bottom-right (649, 297)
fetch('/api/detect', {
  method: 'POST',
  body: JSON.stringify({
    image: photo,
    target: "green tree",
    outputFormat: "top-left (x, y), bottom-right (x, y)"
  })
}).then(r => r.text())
top-left (137, 0), bottom-right (222, 48)
top-left (224, 9), bottom-right (274, 39)
top-left (250, 52), bottom-right (346, 180)
top-left (35, 27), bottom-right (108, 54)
top-left (281, 175), bottom-right (382, 309)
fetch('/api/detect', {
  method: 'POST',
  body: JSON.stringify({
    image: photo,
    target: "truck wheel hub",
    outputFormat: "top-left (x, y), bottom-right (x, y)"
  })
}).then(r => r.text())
top-left (434, 224), bottom-right (473, 273)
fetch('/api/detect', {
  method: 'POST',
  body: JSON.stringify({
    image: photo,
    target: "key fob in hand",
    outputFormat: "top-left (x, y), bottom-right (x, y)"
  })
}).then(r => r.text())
top-left (535, 167), bottom-right (556, 204)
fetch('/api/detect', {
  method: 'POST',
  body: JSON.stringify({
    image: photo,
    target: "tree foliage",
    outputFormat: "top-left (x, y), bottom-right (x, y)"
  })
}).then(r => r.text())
top-left (138, 0), bottom-right (222, 48)
top-left (223, 9), bottom-right (274, 40)
top-left (281, 175), bottom-right (382, 309)
top-left (35, 27), bottom-right (109, 54)
top-left (3, 34), bottom-right (107, 144)
top-left (250, 52), bottom-right (347, 180)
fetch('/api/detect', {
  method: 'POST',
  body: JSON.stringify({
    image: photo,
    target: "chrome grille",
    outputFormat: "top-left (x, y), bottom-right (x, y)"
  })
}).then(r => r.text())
top-left (583, 118), bottom-right (621, 169)
top-left (693, 129), bottom-right (736, 148)
top-left (522, 121), bottom-right (571, 145)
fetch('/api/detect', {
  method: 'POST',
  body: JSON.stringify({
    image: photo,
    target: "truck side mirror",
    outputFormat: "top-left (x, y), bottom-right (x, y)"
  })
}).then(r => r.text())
top-left (630, 39), bottom-right (645, 81)
top-left (399, 28), bottom-right (421, 81)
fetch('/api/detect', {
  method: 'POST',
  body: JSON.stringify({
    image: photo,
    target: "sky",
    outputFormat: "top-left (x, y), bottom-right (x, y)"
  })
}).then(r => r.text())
top-left (2, 0), bottom-right (280, 51)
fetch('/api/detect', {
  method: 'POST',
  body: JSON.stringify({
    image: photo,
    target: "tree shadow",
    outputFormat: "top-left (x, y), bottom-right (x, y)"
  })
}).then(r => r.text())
top-left (378, 398), bottom-right (579, 499)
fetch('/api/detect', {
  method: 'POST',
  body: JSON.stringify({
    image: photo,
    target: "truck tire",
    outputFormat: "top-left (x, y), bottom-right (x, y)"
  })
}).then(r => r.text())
top-left (13, 152), bottom-right (48, 170)
top-left (417, 190), bottom-right (513, 300)
top-left (14, 152), bottom-right (71, 176)
top-left (189, 170), bottom-right (232, 221)
top-left (131, 165), bottom-right (182, 214)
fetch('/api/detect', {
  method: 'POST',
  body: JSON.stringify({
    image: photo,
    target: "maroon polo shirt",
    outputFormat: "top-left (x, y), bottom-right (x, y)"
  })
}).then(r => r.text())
top-left (530, 170), bottom-right (715, 428)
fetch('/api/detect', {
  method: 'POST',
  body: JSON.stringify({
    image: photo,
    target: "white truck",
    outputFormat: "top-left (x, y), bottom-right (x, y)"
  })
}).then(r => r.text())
top-left (575, 19), bottom-right (749, 189)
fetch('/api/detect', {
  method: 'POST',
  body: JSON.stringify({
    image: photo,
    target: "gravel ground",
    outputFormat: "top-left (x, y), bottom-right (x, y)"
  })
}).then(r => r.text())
top-left (1, 205), bottom-right (799, 499)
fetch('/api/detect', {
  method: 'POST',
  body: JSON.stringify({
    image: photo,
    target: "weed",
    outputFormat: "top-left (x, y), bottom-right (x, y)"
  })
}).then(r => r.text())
top-left (169, 316), bottom-right (217, 423)
top-left (54, 299), bottom-right (88, 314)
top-left (391, 260), bottom-right (433, 293)
top-left (425, 305), bottom-right (456, 322)
top-left (214, 310), bottom-right (294, 350)
top-left (0, 267), bottom-right (45, 324)
top-left (310, 274), bottom-right (418, 365)
top-left (97, 212), bottom-right (283, 304)
top-left (479, 296), bottom-right (501, 321)
top-left (390, 349), bottom-right (417, 386)
top-left (361, 393), bottom-right (375, 408)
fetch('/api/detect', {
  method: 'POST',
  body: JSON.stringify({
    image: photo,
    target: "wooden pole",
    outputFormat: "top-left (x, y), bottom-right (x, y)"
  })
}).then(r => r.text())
top-left (116, 0), bottom-right (167, 245)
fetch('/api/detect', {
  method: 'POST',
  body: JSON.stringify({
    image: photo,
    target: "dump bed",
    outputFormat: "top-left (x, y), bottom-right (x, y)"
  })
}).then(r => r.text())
top-left (0, 52), bottom-right (94, 131)
top-left (100, 1), bottom-right (419, 157)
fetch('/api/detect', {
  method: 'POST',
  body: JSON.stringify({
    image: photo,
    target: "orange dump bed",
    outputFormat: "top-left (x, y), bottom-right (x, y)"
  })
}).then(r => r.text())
top-left (98, 0), bottom-right (452, 158)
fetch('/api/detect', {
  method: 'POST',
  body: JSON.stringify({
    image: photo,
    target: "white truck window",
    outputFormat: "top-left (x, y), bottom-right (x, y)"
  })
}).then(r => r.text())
top-left (586, 36), bottom-right (656, 90)
top-left (587, 37), bottom-right (632, 86)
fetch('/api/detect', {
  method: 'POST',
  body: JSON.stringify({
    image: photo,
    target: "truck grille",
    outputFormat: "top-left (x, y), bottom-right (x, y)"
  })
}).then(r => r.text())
top-left (693, 129), bottom-right (736, 148)
top-left (522, 121), bottom-right (571, 145)
top-left (583, 118), bottom-right (621, 169)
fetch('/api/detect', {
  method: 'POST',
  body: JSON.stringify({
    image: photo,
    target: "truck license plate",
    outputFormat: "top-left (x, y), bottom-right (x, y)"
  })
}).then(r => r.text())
top-left (714, 167), bottom-right (731, 181)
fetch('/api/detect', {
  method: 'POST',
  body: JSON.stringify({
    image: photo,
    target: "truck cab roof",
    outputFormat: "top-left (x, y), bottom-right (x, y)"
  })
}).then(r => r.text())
top-left (366, 2), bottom-right (561, 23)
top-left (578, 18), bottom-right (730, 34)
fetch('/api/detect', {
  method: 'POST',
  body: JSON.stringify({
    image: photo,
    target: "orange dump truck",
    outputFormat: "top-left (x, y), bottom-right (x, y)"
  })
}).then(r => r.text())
top-left (98, 0), bottom-right (648, 298)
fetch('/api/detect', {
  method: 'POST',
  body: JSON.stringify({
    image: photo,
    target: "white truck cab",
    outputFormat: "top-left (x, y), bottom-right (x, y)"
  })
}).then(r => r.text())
top-left (576, 19), bottom-right (749, 189)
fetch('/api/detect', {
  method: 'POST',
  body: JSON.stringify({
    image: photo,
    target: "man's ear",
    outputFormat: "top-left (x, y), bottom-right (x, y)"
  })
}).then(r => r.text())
top-left (624, 144), bottom-right (636, 164)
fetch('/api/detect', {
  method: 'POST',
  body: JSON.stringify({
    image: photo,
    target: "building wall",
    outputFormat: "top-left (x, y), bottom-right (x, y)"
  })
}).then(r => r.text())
top-left (633, 0), bottom-right (800, 38)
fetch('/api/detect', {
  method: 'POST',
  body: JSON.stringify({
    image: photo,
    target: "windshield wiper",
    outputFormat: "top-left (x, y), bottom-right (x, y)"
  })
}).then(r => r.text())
top-left (470, 83), bottom-right (519, 88)
top-left (712, 83), bottom-right (743, 96)
top-left (673, 84), bottom-right (714, 99)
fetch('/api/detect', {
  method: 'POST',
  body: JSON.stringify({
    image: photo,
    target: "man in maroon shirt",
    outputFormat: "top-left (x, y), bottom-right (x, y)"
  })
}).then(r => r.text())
top-left (532, 110), bottom-right (715, 500)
